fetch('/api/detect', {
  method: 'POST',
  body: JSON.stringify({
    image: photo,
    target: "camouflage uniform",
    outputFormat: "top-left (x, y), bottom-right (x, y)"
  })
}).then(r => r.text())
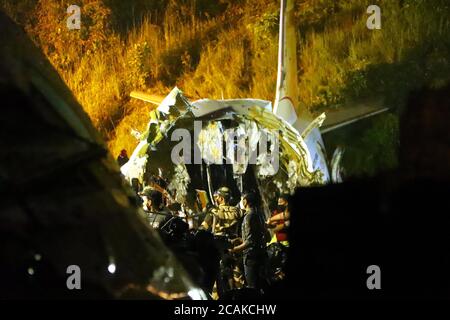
top-left (204, 204), bottom-right (243, 297)
top-left (201, 186), bottom-right (243, 238)
top-left (200, 188), bottom-right (243, 297)
top-left (208, 204), bottom-right (243, 238)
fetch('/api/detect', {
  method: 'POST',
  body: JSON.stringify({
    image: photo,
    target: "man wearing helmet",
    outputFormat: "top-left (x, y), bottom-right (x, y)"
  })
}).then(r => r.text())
top-left (199, 186), bottom-right (244, 297)
top-left (200, 187), bottom-right (243, 238)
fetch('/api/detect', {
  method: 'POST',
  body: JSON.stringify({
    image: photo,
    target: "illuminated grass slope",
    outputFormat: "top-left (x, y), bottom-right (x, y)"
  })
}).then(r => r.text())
top-left (1, 0), bottom-right (448, 177)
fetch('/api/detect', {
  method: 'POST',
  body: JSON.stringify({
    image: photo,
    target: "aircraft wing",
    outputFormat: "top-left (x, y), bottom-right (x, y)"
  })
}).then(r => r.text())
top-left (320, 99), bottom-right (389, 134)
top-left (130, 91), bottom-right (165, 105)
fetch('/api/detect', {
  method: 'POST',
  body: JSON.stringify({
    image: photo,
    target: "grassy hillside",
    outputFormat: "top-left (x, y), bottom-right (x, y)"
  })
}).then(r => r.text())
top-left (1, 0), bottom-right (449, 178)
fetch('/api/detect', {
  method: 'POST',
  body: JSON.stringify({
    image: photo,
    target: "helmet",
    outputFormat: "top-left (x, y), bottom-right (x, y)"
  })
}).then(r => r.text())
top-left (216, 187), bottom-right (230, 198)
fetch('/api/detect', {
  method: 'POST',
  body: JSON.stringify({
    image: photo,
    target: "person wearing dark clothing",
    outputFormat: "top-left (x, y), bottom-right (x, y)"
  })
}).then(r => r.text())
top-left (130, 178), bottom-right (143, 207)
top-left (230, 192), bottom-right (268, 292)
top-left (117, 149), bottom-right (129, 167)
top-left (139, 187), bottom-right (171, 228)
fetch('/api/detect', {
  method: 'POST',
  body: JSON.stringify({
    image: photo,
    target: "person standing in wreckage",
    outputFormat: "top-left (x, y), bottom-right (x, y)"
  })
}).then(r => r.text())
top-left (140, 187), bottom-right (171, 228)
top-left (199, 186), bottom-right (244, 296)
top-left (199, 187), bottom-right (243, 237)
top-left (266, 194), bottom-right (290, 247)
top-left (230, 192), bottom-right (269, 293)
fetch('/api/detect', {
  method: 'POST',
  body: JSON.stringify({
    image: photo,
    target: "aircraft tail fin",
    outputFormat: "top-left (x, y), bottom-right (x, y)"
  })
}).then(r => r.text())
top-left (274, 0), bottom-right (310, 127)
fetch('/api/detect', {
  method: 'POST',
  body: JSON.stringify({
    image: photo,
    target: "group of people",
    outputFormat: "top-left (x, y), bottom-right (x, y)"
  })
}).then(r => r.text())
top-left (117, 150), bottom-right (289, 296)
top-left (140, 182), bottom-right (289, 295)
top-left (200, 187), bottom-right (269, 294)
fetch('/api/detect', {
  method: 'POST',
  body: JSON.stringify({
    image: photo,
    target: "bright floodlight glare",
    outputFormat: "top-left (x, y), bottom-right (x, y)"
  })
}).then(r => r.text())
top-left (108, 263), bottom-right (116, 274)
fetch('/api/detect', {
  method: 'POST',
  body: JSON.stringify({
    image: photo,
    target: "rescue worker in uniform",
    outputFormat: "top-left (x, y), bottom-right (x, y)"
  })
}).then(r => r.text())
top-left (200, 187), bottom-right (243, 237)
top-left (199, 186), bottom-right (243, 297)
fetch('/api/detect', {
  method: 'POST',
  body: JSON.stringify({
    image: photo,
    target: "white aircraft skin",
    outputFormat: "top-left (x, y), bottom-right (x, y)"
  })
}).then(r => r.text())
top-left (273, 0), bottom-right (331, 182)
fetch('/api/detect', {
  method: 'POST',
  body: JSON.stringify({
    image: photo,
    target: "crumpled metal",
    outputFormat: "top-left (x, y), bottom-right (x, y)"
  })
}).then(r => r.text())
top-left (167, 163), bottom-right (191, 204)
top-left (197, 122), bottom-right (224, 165)
top-left (224, 123), bottom-right (248, 175)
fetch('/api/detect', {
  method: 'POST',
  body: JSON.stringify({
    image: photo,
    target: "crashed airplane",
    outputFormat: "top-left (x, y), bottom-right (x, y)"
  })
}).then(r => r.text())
top-left (123, 0), bottom-right (388, 207)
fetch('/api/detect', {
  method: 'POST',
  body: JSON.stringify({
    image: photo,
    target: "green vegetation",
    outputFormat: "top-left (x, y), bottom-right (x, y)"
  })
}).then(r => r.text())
top-left (298, 0), bottom-right (450, 114)
top-left (1, 0), bottom-right (449, 178)
top-left (326, 113), bottom-right (400, 178)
